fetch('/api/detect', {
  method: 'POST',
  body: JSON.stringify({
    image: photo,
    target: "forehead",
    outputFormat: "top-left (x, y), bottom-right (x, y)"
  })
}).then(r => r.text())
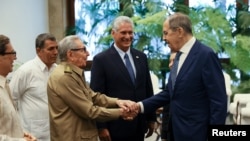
top-left (163, 20), bottom-right (170, 30)
top-left (75, 39), bottom-right (84, 46)
top-left (43, 39), bottom-right (57, 47)
top-left (117, 22), bottom-right (133, 31)
top-left (5, 43), bottom-right (14, 51)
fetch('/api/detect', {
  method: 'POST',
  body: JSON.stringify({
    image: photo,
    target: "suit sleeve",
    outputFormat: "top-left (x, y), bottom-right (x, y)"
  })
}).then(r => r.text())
top-left (202, 52), bottom-right (227, 124)
top-left (143, 55), bottom-right (157, 122)
top-left (90, 55), bottom-right (109, 129)
top-left (142, 87), bottom-right (170, 114)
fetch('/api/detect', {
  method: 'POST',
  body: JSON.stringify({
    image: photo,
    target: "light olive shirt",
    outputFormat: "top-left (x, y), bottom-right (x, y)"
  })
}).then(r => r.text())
top-left (0, 75), bottom-right (25, 141)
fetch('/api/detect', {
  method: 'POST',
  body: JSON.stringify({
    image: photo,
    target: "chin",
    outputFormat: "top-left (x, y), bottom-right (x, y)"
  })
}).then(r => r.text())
top-left (80, 64), bottom-right (86, 69)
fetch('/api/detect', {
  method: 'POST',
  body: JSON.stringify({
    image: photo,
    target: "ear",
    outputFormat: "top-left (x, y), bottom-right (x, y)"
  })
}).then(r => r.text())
top-left (111, 30), bottom-right (115, 36)
top-left (177, 27), bottom-right (184, 37)
top-left (66, 50), bottom-right (72, 59)
top-left (36, 47), bottom-right (41, 54)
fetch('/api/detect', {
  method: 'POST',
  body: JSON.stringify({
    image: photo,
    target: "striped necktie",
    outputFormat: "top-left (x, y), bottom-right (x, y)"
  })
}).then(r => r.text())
top-left (124, 53), bottom-right (135, 84)
top-left (171, 51), bottom-right (182, 89)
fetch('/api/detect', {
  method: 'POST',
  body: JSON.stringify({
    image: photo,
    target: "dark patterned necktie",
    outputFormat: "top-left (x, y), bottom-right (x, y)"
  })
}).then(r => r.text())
top-left (171, 52), bottom-right (182, 89)
top-left (124, 53), bottom-right (135, 84)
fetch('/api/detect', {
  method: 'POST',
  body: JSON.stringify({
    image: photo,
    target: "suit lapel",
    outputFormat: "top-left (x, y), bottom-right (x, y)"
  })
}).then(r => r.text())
top-left (109, 46), bottom-right (136, 86)
top-left (176, 41), bottom-right (200, 83)
top-left (130, 49), bottom-right (141, 86)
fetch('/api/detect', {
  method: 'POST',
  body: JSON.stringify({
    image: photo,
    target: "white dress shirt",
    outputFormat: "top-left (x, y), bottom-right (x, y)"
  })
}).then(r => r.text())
top-left (9, 56), bottom-right (57, 141)
top-left (139, 37), bottom-right (196, 113)
top-left (0, 75), bottom-right (25, 141)
top-left (114, 44), bottom-right (136, 77)
top-left (177, 37), bottom-right (196, 75)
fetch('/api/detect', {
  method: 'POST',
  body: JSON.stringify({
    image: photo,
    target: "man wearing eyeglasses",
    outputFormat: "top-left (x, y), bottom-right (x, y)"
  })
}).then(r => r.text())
top-left (47, 35), bottom-right (137, 141)
top-left (9, 33), bottom-right (58, 141)
top-left (0, 34), bottom-right (37, 141)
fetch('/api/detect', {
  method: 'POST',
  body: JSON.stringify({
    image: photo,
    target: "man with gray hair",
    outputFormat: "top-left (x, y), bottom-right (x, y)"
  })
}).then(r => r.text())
top-left (131, 12), bottom-right (227, 141)
top-left (47, 35), bottom-right (136, 141)
top-left (90, 16), bottom-right (156, 141)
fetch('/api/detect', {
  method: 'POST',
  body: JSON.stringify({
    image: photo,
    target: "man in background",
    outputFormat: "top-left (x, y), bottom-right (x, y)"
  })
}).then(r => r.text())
top-left (90, 16), bottom-right (156, 141)
top-left (0, 34), bottom-right (36, 141)
top-left (9, 33), bottom-right (58, 141)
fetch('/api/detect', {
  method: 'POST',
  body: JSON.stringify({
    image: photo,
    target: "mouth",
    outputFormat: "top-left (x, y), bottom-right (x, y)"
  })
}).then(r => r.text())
top-left (123, 40), bottom-right (131, 44)
top-left (123, 41), bottom-right (132, 47)
top-left (51, 57), bottom-right (57, 60)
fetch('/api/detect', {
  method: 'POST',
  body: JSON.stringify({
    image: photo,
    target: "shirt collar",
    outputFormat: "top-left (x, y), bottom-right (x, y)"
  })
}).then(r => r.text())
top-left (180, 37), bottom-right (196, 55)
top-left (61, 62), bottom-right (83, 77)
top-left (114, 44), bottom-right (131, 57)
top-left (0, 75), bottom-right (7, 89)
top-left (34, 56), bottom-right (57, 72)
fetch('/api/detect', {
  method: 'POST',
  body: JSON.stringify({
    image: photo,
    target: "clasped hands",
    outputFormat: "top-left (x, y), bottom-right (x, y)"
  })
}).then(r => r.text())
top-left (116, 99), bottom-right (141, 120)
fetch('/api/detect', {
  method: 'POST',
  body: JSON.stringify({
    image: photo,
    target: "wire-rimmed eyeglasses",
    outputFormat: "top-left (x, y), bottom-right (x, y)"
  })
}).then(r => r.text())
top-left (70, 47), bottom-right (87, 53)
top-left (2, 51), bottom-right (16, 57)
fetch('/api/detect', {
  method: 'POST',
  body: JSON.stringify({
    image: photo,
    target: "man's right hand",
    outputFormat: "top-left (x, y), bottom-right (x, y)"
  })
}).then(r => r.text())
top-left (130, 102), bottom-right (141, 114)
top-left (24, 132), bottom-right (37, 141)
top-left (98, 128), bottom-right (111, 141)
top-left (120, 108), bottom-right (138, 120)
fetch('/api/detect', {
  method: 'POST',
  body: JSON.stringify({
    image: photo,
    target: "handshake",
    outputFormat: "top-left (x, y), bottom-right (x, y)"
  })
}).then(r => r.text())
top-left (116, 99), bottom-right (141, 120)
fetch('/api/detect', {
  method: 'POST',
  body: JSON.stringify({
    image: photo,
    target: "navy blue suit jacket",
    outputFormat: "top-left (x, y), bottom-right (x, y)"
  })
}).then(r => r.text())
top-left (142, 40), bottom-right (227, 141)
top-left (90, 45), bottom-right (156, 138)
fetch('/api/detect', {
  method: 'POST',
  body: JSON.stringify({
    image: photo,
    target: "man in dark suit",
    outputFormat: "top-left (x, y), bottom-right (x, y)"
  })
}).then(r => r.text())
top-left (133, 12), bottom-right (227, 141)
top-left (90, 16), bottom-right (156, 141)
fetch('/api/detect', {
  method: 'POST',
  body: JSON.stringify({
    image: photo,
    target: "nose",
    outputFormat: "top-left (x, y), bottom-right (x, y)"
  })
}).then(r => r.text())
top-left (125, 32), bottom-right (133, 38)
top-left (55, 48), bottom-right (58, 54)
top-left (14, 54), bottom-right (17, 60)
top-left (162, 37), bottom-right (167, 43)
top-left (86, 50), bottom-right (90, 56)
top-left (162, 33), bottom-right (167, 39)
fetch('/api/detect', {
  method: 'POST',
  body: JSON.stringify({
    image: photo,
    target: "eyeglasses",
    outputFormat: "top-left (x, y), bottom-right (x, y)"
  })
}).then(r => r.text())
top-left (3, 51), bottom-right (16, 56)
top-left (70, 47), bottom-right (87, 52)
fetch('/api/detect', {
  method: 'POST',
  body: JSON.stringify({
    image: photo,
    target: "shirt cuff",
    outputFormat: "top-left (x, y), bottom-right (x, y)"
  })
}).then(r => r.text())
top-left (138, 102), bottom-right (144, 113)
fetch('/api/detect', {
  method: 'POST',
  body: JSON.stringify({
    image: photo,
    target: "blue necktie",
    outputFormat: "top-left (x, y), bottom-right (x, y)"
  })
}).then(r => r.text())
top-left (171, 52), bottom-right (182, 89)
top-left (124, 54), bottom-right (135, 84)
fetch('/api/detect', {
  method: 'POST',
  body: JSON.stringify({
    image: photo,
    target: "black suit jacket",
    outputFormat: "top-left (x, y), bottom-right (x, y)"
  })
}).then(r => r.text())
top-left (142, 40), bottom-right (227, 141)
top-left (90, 44), bottom-right (156, 138)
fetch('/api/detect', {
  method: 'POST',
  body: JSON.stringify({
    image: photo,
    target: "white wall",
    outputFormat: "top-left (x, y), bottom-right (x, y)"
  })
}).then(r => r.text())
top-left (0, 0), bottom-right (49, 64)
